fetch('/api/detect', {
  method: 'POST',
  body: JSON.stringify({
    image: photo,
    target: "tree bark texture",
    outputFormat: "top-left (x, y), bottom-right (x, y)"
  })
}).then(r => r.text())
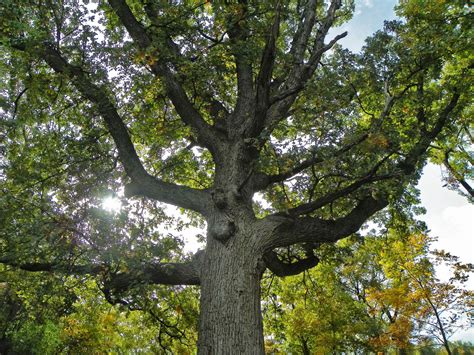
top-left (197, 228), bottom-right (265, 355)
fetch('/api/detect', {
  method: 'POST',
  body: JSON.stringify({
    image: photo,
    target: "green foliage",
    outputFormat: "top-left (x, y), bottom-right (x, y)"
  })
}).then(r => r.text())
top-left (10, 320), bottom-right (62, 355)
top-left (395, 0), bottom-right (474, 202)
top-left (0, 271), bottom-right (199, 354)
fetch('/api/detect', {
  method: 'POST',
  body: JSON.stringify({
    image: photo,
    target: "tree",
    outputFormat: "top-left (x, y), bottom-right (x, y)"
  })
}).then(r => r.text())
top-left (415, 251), bottom-right (474, 355)
top-left (263, 214), bottom-right (473, 354)
top-left (0, 0), bottom-right (471, 353)
top-left (262, 240), bottom-right (378, 354)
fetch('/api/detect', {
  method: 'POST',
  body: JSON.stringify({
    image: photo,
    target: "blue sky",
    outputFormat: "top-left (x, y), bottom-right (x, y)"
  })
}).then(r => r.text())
top-left (335, 0), bottom-right (474, 342)
top-left (330, 0), bottom-right (398, 52)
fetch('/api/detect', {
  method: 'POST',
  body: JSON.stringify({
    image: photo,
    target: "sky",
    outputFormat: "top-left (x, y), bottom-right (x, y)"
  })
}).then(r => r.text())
top-left (329, 0), bottom-right (398, 51)
top-left (334, 0), bottom-right (474, 342)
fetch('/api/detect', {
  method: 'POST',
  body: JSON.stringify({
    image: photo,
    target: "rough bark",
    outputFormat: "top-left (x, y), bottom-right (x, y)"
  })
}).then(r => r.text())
top-left (198, 220), bottom-right (265, 355)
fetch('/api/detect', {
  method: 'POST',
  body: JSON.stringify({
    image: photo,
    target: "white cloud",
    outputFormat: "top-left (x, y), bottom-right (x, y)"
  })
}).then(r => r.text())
top-left (419, 165), bottom-right (474, 289)
top-left (453, 327), bottom-right (474, 342)
top-left (442, 205), bottom-right (473, 227)
top-left (362, 0), bottom-right (374, 8)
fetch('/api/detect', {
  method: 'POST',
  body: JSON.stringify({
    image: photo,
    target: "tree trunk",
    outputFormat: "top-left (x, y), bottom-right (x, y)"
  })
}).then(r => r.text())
top-left (197, 234), bottom-right (265, 355)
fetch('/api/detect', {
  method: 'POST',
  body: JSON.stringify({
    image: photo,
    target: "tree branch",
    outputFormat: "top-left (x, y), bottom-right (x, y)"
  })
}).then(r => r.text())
top-left (0, 257), bottom-right (201, 286)
top-left (399, 91), bottom-right (460, 175)
top-left (288, 0), bottom-right (318, 65)
top-left (257, 89), bottom-right (462, 252)
top-left (26, 43), bottom-right (211, 214)
top-left (253, 74), bottom-right (436, 193)
top-left (284, 173), bottom-right (392, 217)
top-left (279, 152), bottom-right (394, 216)
top-left (253, 132), bottom-right (370, 191)
top-left (263, 249), bottom-right (319, 277)
top-left (306, 0), bottom-right (346, 71)
top-left (258, 195), bottom-right (388, 251)
top-left (250, 2), bottom-right (281, 136)
top-left (262, 0), bottom-right (347, 135)
top-left (107, 0), bottom-right (219, 151)
top-left (226, 1), bottom-right (255, 125)
top-left (444, 151), bottom-right (474, 197)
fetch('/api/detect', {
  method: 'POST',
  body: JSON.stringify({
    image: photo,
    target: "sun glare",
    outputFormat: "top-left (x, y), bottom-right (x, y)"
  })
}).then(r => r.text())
top-left (102, 196), bottom-right (122, 213)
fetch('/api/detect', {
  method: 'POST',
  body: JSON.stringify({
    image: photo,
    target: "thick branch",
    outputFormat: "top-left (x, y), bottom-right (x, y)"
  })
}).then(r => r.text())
top-left (0, 258), bottom-right (200, 286)
top-left (306, 0), bottom-right (345, 70)
top-left (30, 44), bottom-right (210, 213)
top-left (262, 1), bottom-right (347, 134)
top-left (259, 195), bottom-right (388, 251)
top-left (250, 3), bottom-right (281, 136)
top-left (40, 47), bottom-right (145, 180)
top-left (258, 90), bottom-right (461, 251)
top-left (263, 250), bottom-right (319, 277)
top-left (227, 1), bottom-right (255, 123)
top-left (288, 0), bottom-right (318, 65)
top-left (256, 4), bottom-right (281, 94)
top-left (123, 175), bottom-right (211, 214)
top-left (107, 0), bottom-right (218, 150)
top-left (106, 262), bottom-right (200, 288)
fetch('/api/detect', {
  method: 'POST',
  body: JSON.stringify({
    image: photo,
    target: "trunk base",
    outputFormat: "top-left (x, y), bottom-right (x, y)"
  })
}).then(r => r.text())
top-left (197, 239), bottom-right (264, 355)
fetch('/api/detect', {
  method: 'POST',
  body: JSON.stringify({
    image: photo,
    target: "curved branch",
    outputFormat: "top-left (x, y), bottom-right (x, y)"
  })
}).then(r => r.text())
top-left (12, 86), bottom-right (28, 119)
top-left (39, 47), bottom-right (146, 181)
top-left (24, 43), bottom-right (211, 214)
top-left (253, 132), bottom-right (370, 191)
top-left (284, 173), bottom-right (392, 217)
top-left (259, 195), bottom-right (388, 251)
top-left (280, 153), bottom-right (395, 216)
top-left (107, 0), bottom-right (218, 151)
top-left (257, 89), bottom-right (462, 251)
top-left (263, 250), bottom-right (319, 277)
top-left (444, 152), bottom-right (474, 197)
top-left (254, 81), bottom-right (459, 196)
top-left (399, 91), bottom-right (460, 175)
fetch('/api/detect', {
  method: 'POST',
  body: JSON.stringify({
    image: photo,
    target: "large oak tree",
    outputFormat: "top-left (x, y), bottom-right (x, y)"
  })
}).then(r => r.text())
top-left (0, 0), bottom-right (472, 353)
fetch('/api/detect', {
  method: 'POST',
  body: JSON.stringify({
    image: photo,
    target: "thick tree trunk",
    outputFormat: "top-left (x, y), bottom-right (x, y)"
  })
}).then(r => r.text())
top-left (197, 234), bottom-right (265, 355)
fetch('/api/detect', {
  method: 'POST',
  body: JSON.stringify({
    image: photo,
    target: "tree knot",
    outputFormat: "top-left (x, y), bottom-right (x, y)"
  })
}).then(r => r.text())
top-left (209, 215), bottom-right (236, 243)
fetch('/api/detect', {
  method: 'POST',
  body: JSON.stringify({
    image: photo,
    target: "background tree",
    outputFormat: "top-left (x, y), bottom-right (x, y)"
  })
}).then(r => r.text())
top-left (415, 250), bottom-right (474, 355)
top-left (262, 240), bottom-right (377, 354)
top-left (263, 213), bottom-right (473, 354)
top-left (0, 267), bottom-right (67, 353)
top-left (0, 0), bottom-right (472, 353)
